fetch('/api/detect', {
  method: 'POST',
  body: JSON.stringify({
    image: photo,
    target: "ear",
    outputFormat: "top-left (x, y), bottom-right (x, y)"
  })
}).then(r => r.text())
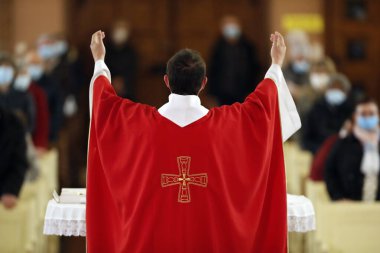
top-left (164, 74), bottom-right (171, 91)
top-left (198, 76), bottom-right (208, 94)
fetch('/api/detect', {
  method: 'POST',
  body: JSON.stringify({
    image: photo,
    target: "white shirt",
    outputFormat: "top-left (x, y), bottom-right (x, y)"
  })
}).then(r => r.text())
top-left (91, 60), bottom-right (301, 142)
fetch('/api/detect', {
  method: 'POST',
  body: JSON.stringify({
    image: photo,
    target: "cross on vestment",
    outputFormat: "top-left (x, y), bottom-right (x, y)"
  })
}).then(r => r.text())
top-left (161, 156), bottom-right (208, 203)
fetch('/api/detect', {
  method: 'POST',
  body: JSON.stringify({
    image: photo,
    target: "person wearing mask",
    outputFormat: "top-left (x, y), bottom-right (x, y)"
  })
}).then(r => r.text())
top-left (325, 98), bottom-right (380, 201)
top-left (302, 73), bottom-right (354, 154)
top-left (29, 48), bottom-right (63, 143)
top-left (0, 107), bottom-right (28, 209)
top-left (106, 20), bottom-right (138, 99)
top-left (14, 58), bottom-right (50, 151)
top-left (208, 15), bottom-right (261, 105)
top-left (283, 30), bottom-right (311, 90)
top-left (0, 56), bottom-right (36, 133)
top-left (298, 57), bottom-right (337, 114)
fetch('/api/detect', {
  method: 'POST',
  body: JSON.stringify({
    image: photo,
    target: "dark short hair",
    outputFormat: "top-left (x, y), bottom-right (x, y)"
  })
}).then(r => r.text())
top-left (355, 97), bottom-right (378, 109)
top-left (166, 49), bottom-right (206, 95)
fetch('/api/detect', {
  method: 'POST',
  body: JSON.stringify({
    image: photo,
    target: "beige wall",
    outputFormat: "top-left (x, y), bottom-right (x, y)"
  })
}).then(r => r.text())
top-left (12, 0), bottom-right (65, 48)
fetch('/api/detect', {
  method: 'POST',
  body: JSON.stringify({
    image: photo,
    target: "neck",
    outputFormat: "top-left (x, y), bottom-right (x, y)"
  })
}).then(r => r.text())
top-left (0, 85), bottom-right (10, 93)
top-left (353, 125), bottom-right (380, 147)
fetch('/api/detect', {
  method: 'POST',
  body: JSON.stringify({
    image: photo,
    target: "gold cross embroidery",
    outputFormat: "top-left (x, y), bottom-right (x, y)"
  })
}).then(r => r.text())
top-left (161, 156), bottom-right (208, 203)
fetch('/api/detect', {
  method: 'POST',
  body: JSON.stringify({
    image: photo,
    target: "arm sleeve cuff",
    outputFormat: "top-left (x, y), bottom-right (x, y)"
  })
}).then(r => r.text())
top-left (93, 60), bottom-right (111, 82)
top-left (264, 64), bottom-right (302, 142)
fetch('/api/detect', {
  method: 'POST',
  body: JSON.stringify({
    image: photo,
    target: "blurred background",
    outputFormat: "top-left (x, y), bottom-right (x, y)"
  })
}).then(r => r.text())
top-left (0, 0), bottom-right (380, 252)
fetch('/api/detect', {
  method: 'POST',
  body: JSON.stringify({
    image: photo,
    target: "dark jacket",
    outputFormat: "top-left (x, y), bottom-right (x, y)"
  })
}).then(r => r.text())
top-left (36, 74), bottom-right (63, 142)
top-left (209, 36), bottom-right (261, 105)
top-left (324, 134), bottom-right (380, 201)
top-left (0, 108), bottom-right (28, 197)
top-left (302, 97), bottom-right (353, 153)
top-left (106, 41), bottom-right (137, 99)
top-left (0, 88), bottom-right (36, 133)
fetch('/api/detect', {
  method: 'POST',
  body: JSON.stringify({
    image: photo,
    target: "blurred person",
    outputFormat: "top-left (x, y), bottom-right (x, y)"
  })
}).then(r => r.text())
top-left (0, 107), bottom-right (28, 209)
top-left (283, 30), bottom-right (311, 90)
top-left (30, 46), bottom-right (63, 143)
top-left (106, 20), bottom-right (137, 99)
top-left (325, 98), bottom-right (380, 201)
top-left (15, 55), bottom-right (50, 150)
top-left (302, 73), bottom-right (354, 154)
top-left (0, 56), bottom-right (36, 133)
top-left (208, 15), bottom-right (261, 105)
top-left (296, 57), bottom-right (337, 118)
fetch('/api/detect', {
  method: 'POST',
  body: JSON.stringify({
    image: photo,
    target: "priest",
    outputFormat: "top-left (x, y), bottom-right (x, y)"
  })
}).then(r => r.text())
top-left (87, 30), bottom-right (300, 253)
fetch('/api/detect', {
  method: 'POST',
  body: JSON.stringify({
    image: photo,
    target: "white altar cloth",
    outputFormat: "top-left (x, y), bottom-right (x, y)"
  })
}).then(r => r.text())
top-left (43, 194), bottom-right (315, 236)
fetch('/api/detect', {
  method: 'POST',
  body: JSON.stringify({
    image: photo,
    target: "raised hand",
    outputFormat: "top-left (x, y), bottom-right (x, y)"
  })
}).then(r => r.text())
top-left (90, 30), bottom-right (106, 62)
top-left (270, 31), bottom-right (286, 67)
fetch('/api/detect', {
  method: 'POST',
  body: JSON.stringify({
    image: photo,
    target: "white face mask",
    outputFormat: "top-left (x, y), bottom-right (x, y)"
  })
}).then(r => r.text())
top-left (222, 24), bottom-right (241, 40)
top-left (14, 74), bottom-right (31, 91)
top-left (0, 66), bottom-right (15, 86)
top-left (310, 73), bottom-right (330, 91)
top-left (112, 28), bottom-right (129, 44)
top-left (28, 64), bottom-right (44, 81)
top-left (292, 60), bottom-right (310, 74)
top-left (325, 88), bottom-right (347, 106)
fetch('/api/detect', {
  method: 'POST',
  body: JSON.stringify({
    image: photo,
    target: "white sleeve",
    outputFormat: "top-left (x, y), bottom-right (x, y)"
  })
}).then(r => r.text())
top-left (265, 64), bottom-right (301, 142)
top-left (89, 60), bottom-right (112, 117)
top-left (92, 59), bottom-right (111, 82)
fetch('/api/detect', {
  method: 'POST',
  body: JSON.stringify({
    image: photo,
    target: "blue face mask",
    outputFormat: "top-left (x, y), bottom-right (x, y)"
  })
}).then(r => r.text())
top-left (358, 115), bottom-right (379, 131)
top-left (292, 60), bottom-right (310, 74)
top-left (325, 89), bottom-right (346, 106)
top-left (38, 44), bottom-right (58, 59)
top-left (28, 64), bottom-right (44, 81)
top-left (0, 66), bottom-right (15, 86)
top-left (222, 24), bottom-right (241, 40)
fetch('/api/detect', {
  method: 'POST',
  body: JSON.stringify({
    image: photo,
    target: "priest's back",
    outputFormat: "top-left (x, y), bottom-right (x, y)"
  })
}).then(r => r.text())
top-left (87, 75), bottom-right (287, 253)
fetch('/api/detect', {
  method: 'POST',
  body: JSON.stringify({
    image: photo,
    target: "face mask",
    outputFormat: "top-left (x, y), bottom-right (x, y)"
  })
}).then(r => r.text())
top-left (325, 89), bottom-right (347, 106)
top-left (38, 44), bottom-right (59, 59)
top-left (310, 73), bottom-right (329, 91)
top-left (357, 115), bottom-right (379, 131)
top-left (28, 64), bottom-right (44, 81)
top-left (222, 24), bottom-right (241, 40)
top-left (292, 60), bottom-right (310, 74)
top-left (13, 75), bottom-right (31, 91)
top-left (55, 40), bottom-right (68, 56)
top-left (112, 28), bottom-right (129, 44)
top-left (0, 66), bottom-right (15, 86)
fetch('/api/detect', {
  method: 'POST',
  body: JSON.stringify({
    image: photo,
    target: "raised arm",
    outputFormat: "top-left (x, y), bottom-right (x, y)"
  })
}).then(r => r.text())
top-left (90, 30), bottom-right (111, 81)
top-left (265, 32), bottom-right (301, 142)
top-left (89, 31), bottom-right (117, 116)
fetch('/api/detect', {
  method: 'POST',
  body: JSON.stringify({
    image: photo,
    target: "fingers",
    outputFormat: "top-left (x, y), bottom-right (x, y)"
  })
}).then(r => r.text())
top-left (270, 31), bottom-right (285, 47)
top-left (91, 30), bottom-right (105, 45)
top-left (275, 31), bottom-right (285, 47)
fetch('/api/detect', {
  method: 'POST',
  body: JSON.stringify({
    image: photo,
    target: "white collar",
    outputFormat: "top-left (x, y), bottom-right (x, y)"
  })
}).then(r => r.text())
top-left (167, 93), bottom-right (202, 107)
top-left (158, 93), bottom-right (209, 127)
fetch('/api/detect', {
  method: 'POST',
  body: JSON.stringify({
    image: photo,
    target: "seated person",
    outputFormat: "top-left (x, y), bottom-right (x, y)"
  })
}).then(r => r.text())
top-left (302, 73), bottom-right (353, 154)
top-left (0, 107), bottom-right (28, 209)
top-left (325, 98), bottom-right (380, 201)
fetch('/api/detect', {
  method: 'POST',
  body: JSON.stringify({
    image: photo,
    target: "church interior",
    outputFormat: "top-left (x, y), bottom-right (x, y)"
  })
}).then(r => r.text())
top-left (1, 0), bottom-right (380, 252)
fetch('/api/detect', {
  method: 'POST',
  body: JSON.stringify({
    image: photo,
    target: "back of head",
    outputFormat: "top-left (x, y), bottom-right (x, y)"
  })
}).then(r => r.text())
top-left (166, 49), bottom-right (206, 95)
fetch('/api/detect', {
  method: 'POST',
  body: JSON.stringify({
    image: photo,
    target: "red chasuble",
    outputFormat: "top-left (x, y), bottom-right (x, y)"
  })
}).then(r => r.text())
top-left (87, 75), bottom-right (287, 253)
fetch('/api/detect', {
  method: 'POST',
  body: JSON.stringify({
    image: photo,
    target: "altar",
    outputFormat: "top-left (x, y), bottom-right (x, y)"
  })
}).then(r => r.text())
top-left (43, 194), bottom-right (315, 236)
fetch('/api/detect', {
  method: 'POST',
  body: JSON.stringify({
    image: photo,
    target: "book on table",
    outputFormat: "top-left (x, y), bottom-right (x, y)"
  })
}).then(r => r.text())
top-left (53, 188), bottom-right (86, 204)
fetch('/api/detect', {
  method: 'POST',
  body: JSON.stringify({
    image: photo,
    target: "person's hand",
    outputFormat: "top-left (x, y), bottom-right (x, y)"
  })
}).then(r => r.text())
top-left (270, 31), bottom-right (286, 67)
top-left (90, 30), bottom-right (106, 62)
top-left (1, 194), bottom-right (18, 209)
